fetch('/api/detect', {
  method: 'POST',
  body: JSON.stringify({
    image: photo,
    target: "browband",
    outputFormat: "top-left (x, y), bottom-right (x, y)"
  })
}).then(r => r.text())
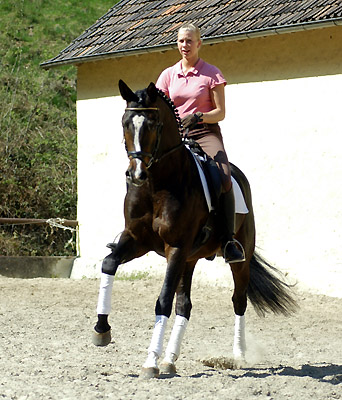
top-left (125, 107), bottom-right (159, 111)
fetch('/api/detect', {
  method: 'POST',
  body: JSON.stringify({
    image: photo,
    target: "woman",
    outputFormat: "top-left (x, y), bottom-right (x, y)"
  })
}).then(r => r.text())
top-left (156, 23), bottom-right (245, 263)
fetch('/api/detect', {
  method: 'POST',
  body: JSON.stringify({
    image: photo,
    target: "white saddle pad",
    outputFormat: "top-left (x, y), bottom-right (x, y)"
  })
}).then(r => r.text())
top-left (232, 176), bottom-right (249, 214)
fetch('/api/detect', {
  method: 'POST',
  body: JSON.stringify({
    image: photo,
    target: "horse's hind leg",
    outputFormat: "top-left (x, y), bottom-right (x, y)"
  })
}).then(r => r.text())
top-left (92, 231), bottom-right (147, 346)
top-left (160, 261), bottom-right (196, 375)
top-left (231, 260), bottom-right (249, 360)
top-left (227, 213), bottom-right (253, 360)
top-left (230, 222), bottom-right (254, 360)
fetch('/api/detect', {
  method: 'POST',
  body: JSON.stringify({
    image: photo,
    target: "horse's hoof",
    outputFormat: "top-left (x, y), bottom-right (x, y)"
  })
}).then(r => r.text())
top-left (140, 367), bottom-right (160, 379)
top-left (92, 330), bottom-right (111, 346)
top-left (160, 362), bottom-right (177, 375)
top-left (233, 354), bottom-right (247, 367)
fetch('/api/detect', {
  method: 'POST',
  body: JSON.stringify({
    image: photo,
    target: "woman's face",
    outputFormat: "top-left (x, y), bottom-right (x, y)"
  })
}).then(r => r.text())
top-left (177, 29), bottom-right (201, 61)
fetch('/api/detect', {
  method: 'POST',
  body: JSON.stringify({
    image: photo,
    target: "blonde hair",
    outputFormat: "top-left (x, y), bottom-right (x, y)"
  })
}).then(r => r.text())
top-left (178, 23), bottom-right (201, 40)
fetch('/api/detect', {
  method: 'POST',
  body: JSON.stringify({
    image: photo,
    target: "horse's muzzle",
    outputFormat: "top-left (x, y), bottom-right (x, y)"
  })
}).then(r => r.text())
top-left (125, 165), bottom-right (148, 187)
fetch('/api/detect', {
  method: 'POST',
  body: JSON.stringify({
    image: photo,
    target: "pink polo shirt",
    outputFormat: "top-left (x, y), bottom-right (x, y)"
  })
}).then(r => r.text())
top-left (156, 58), bottom-right (226, 119)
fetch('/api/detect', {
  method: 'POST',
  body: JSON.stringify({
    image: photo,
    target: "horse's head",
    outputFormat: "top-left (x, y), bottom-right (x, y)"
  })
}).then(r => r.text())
top-left (119, 80), bottom-right (163, 186)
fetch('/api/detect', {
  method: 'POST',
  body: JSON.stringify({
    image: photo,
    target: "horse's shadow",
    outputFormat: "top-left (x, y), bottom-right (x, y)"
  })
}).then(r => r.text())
top-left (129, 363), bottom-right (342, 382)
top-left (226, 363), bottom-right (342, 385)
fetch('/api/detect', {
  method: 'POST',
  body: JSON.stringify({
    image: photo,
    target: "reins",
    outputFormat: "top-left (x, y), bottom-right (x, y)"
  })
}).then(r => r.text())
top-left (125, 107), bottom-right (184, 168)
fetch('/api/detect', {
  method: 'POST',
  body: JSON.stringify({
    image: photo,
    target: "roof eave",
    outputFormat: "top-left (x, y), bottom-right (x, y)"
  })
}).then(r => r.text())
top-left (40, 18), bottom-right (342, 70)
top-left (40, 42), bottom-right (179, 70)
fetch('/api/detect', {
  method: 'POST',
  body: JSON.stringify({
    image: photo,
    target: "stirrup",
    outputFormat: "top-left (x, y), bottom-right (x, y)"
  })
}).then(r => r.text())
top-left (223, 239), bottom-right (246, 263)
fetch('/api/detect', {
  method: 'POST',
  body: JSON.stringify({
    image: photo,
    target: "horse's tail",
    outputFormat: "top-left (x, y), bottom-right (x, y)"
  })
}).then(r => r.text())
top-left (247, 251), bottom-right (298, 316)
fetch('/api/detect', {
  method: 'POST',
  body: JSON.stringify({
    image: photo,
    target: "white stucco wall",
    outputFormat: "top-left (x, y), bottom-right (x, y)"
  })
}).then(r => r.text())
top-left (73, 95), bottom-right (127, 266)
top-left (224, 75), bottom-right (342, 297)
top-left (71, 72), bottom-right (342, 298)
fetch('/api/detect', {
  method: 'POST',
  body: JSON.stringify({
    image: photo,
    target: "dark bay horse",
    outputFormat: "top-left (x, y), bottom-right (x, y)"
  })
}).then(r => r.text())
top-left (92, 80), bottom-right (297, 378)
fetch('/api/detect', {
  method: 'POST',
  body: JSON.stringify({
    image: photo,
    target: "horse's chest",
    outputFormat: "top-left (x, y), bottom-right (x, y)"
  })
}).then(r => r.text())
top-left (151, 193), bottom-right (182, 232)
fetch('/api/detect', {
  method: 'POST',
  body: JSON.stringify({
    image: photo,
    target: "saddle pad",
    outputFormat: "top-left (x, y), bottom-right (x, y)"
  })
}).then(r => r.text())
top-left (188, 147), bottom-right (249, 214)
top-left (232, 176), bottom-right (249, 214)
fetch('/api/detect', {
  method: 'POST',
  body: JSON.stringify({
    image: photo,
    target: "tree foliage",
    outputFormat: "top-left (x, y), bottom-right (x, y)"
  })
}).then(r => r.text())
top-left (0, 0), bottom-right (118, 255)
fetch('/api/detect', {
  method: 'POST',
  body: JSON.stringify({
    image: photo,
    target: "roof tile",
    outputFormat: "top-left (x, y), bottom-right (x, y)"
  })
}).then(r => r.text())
top-left (42, 0), bottom-right (342, 67)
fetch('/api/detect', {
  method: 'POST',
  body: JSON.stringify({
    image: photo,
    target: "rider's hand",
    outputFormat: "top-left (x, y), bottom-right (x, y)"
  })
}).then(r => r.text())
top-left (181, 112), bottom-right (203, 130)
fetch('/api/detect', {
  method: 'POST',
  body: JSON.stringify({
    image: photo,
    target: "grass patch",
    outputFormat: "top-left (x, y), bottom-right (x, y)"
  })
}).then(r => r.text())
top-left (115, 271), bottom-right (150, 281)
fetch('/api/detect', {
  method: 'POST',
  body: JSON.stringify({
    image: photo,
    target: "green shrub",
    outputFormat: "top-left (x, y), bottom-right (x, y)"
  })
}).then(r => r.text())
top-left (0, 0), bottom-right (118, 256)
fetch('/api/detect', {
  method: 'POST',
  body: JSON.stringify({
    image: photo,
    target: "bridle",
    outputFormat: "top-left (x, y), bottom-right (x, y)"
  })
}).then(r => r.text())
top-left (124, 107), bottom-right (162, 169)
top-left (124, 107), bottom-right (184, 168)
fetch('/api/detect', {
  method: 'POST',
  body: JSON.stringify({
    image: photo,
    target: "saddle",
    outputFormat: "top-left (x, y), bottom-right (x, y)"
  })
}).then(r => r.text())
top-left (185, 139), bottom-right (222, 211)
top-left (186, 139), bottom-right (249, 260)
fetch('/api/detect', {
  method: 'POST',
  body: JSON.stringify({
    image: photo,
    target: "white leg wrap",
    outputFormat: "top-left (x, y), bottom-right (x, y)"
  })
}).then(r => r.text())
top-left (233, 314), bottom-right (246, 359)
top-left (143, 351), bottom-right (159, 369)
top-left (96, 273), bottom-right (114, 315)
top-left (164, 315), bottom-right (189, 363)
top-left (143, 315), bottom-right (168, 368)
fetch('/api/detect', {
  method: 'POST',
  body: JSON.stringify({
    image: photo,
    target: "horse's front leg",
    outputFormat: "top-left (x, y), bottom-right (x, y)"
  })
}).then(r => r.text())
top-left (92, 231), bottom-right (148, 347)
top-left (141, 247), bottom-right (187, 379)
top-left (160, 261), bottom-right (196, 375)
top-left (92, 271), bottom-right (115, 346)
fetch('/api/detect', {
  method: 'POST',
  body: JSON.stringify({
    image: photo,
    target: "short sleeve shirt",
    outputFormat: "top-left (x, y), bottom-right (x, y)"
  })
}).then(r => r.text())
top-left (156, 58), bottom-right (227, 119)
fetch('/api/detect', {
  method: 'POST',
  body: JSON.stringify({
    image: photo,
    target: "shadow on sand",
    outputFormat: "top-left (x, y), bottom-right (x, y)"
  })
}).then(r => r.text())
top-left (228, 363), bottom-right (342, 385)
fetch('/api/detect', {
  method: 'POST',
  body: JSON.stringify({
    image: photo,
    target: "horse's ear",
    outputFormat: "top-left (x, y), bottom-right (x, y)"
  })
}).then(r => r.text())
top-left (118, 79), bottom-right (139, 102)
top-left (146, 82), bottom-right (158, 103)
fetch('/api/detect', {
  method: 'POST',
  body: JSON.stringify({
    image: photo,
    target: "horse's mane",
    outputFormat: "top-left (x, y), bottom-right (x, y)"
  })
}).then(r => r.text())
top-left (134, 85), bottom-right (184, 134)
top-left (155, 88), bottom-right (184, 135)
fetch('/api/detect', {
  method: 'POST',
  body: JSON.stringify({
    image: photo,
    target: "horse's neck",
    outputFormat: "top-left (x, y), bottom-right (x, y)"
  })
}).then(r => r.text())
top-left (149, 145), bottom-right (190, 192)
top-left (147, 97), bottom-right (190, 187)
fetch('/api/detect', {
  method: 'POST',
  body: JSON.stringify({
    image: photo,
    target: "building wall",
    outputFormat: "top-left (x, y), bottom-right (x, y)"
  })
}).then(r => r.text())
top-left (72, 26), bottom-right (342, 297)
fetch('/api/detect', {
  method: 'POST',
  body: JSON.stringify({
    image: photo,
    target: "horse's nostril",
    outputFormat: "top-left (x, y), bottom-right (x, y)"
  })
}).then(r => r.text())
top-left (125, 170), bottom-right (133, 182)
top-left (139, 170), bottom-right (147, 181)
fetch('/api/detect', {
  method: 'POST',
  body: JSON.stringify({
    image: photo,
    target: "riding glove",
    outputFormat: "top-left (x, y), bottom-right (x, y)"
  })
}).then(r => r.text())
top-left (181, 112), bottom-right (203, 130)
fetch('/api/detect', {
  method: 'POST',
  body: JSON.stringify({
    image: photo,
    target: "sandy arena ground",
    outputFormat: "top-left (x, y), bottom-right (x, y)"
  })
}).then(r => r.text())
top-left (0, 275), bottom-right (341, 399)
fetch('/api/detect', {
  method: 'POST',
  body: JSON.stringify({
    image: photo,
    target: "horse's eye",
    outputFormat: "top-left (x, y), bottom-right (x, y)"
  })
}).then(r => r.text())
top-left (147, 119), bottom-right (157, 129)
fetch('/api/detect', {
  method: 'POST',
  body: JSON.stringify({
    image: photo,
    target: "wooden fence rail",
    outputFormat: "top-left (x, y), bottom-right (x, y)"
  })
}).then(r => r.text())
top-left (0, 218), bottom-right (78, 228)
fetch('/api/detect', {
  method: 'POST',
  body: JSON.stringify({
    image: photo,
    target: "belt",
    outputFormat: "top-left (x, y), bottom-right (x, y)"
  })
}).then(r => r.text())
top-left (191, 122), bottom-right (219, 131)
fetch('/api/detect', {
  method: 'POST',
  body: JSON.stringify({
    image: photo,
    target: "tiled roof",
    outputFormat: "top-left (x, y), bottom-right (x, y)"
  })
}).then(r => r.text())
top-left (41, 0), bottom-right (342, 68)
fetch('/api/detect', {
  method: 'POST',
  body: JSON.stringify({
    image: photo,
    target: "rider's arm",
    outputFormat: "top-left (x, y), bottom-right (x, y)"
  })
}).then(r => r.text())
top-left (202, 83), bottom-right (225, 124)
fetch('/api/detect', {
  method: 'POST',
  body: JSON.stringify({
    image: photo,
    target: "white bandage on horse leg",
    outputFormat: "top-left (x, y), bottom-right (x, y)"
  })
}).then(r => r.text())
top-left (143, 315), bottom-right (168, 368)
top-left (96, 273), bottom-right (115, 315)
top-left (233, 314), bottom-right (246, 359)
top-left (164, 315), bottom-right (189, 364)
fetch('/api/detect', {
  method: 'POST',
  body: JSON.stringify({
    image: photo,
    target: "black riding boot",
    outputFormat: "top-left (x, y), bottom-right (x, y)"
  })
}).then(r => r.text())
top-left (220, 188), bottom-right (246, 263)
